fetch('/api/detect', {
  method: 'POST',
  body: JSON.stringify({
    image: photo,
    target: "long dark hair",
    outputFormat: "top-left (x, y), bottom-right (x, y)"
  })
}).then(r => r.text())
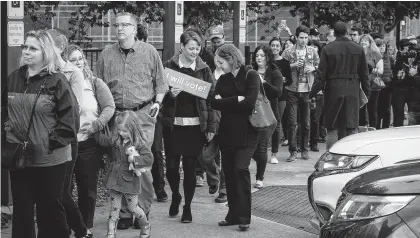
top-left (252, 45), bottom-right (276, 70)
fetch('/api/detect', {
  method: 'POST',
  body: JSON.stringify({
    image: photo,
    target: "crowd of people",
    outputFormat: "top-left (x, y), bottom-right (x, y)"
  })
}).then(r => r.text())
top-left (3, 10), bottom-right (420, 238)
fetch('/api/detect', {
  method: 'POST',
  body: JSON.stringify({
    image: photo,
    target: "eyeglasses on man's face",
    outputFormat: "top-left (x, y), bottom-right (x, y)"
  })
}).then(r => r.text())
top-left (349, 34), bottom-right (358, 37)
top-left (113, 23), bottom-right (134, 29)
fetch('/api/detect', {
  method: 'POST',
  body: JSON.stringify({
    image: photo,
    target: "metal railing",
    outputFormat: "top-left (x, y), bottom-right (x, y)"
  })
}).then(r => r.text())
top-left (83, 48), bottom-right (164, 74)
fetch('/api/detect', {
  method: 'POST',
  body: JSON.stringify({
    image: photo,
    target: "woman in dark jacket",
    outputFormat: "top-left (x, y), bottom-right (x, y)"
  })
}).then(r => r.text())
top-left (212, 44), bottom-right (260, 231)
top-left (250, 45), bottom-right (283, 188)
top-left (161, 30), bottom-right (216, 223)
top-left (269, 37), bottom-right (292, 161)
top-left (376, 40), bottom-right (394, 129)
top-left (5, 30), bottom-right (79, 238)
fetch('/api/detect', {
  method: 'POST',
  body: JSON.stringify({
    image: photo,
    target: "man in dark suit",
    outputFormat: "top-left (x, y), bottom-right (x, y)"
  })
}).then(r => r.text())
top-left (310, 21), bottom-right (370, 150)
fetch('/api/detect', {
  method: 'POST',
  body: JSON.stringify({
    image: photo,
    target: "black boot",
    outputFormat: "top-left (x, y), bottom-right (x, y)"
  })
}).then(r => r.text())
top-left (181, 205), bottom-right (192, 223)
top-left (169, 193), bottom-right (182, 217)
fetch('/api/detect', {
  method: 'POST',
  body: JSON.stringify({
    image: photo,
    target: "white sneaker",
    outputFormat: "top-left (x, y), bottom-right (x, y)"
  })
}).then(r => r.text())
top-left (270, 157), bottom-right (279, 164)
top-left (254, 180), bottom-right (264, 189)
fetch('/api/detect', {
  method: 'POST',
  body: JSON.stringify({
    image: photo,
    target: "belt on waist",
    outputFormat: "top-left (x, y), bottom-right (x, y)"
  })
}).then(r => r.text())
top-left (116, 100), bottom-right (153, 112)
top-left (173, 117), bottom-right (200, 126)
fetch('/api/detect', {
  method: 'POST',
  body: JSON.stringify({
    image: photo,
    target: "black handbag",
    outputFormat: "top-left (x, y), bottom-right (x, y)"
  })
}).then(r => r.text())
top-left (2, 77), bottom-right (47, 170)
top-left (247, 70), bottom-right (277, 130)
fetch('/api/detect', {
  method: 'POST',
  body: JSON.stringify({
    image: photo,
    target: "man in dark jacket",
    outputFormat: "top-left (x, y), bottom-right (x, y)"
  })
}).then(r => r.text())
top-left (310, 21), bottom-right (370, 150)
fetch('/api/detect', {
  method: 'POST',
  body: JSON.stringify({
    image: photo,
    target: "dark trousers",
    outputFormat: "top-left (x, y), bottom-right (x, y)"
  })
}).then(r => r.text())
top-left (392, 89), bottom-right (411, 127)
top-left (287, 91), bottom-right (310, 153)
top-left (152, 151), bottom-right (166, 193)
top-left (310, 94), bottom-right (324, 146)
top-left (166, 154), bottom-right (197, 208)
top-left (408, 112), bottom-right (420, 125)
top-left (73, 138), bottom-right (102, 229)
top-left (326, 128), bottom-right (358, 150)
top-left (220, 145), bottom-right (254, 225)
top-left (377, 86), bottom-right (393, 129)
top-left (272, 100), bottom-right (287, 153)
top-left (151, 114), bottom-right (165, 194)
top-left (198, 137), bottom-right (226, 194)
top-left (10, 163), bottom-right (69, 238)
top-left (367, 91), bottom-right (380, 128)
top-left (253, 123), bottom-right (276, 181)
top-left (64, 145), bottom-right (88, 237)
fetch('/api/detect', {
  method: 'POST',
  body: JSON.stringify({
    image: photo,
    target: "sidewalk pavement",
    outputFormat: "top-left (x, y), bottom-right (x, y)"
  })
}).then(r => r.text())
top-left (1, 143), bottom-right (325, 238)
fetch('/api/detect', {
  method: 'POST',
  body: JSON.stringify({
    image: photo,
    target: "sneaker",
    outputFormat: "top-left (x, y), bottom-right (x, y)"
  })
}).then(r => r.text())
top-left (318, 137), bottom-right (326, 143)
top-left (196, 176), bottom-right (204, 187)
top-left (269, 156), bottom-right (279, 164)
top-left (281, 140), bottom-right (289, 146)
top-left (301, 151), bottom-right (311, 160)
top-left (156, 189), bottom-right (168, 202)
top-left (215, 193), bottom-right (227, 203)
top-left (254, 180), bottom-right (264, 189)
top-left (286, 152), bottom-right (298, 162)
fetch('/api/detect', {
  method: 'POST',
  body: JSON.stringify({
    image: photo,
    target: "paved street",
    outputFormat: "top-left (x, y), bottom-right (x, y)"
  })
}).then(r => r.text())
top-left (1, 143), bottom-right (325, 238)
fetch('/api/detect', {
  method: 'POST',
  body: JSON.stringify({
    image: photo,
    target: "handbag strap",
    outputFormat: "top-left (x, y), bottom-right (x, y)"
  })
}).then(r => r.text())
top-left (24, 76), bottom-right (48, 142)
top-left (246, 69), bottom-right (268, 97)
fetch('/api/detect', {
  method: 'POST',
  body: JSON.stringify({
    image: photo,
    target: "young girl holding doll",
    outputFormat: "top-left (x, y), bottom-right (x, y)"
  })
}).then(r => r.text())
top-left (97, 111), bottom-right (153, 238)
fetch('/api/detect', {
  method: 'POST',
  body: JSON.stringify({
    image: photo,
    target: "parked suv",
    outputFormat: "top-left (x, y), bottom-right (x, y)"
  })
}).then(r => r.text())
top-left (308, 126), bottom-right (420, 228)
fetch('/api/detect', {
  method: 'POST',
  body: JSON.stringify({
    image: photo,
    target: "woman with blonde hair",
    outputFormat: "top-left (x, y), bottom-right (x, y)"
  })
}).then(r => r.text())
top-left (5, 29), bottom-right (79, 238)
top-left (359, 34), bottom-right (384, 128)
top-left (67, 44), bottom-right (115, 236)
top-left (212, 44), bottom-right (260, 231)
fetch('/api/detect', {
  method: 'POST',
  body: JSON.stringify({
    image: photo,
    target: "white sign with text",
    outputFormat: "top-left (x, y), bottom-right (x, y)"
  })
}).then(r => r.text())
top-left (8, 22), bottom-right (24, 47)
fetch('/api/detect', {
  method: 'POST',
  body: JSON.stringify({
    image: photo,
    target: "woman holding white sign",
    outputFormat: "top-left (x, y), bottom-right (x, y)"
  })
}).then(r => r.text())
top-left (161, 30), bottom-right (216, 223)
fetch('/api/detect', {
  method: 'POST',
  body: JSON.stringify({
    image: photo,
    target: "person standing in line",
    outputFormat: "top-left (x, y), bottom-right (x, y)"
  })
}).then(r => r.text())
top-left (359, 34), bottom-right (384, 128)
top-left (47, 29), bottom-right (93, 238)
top-left (67, 44), bottom-right (116, 235)
top-left (349, 27), bottom-right (362, 44)
top-left (212, 44), bottom-right (260, 231)
top-left (269, 37), bottom-right (292, 163)
top-left (96, 12), bottom-right (168, 230)
top-left (162, 30), bottom-right (216, 223)
top-left (310, 22), bottom-right (370, 150)
top-left (136, 23), bottom-right (168, 203)
top-left (407, 65), bottom-right (420, 125)
top-left (251, 45), bottom-right (283, 189)
top-left (375, 40), bottom-right (394, 129)
top-left (194, 25), bottom-right (228, 204)
top-left (6, 29), bottom-right (79, 238)
top-left (281, 25), bottom-right (320, 162)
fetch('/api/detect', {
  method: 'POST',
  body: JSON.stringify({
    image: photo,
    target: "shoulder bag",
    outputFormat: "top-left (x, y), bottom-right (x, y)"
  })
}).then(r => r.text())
top-left (2, 77), bottom-right (48, 170)
top-left (247, 70), bottom-right (277, 130)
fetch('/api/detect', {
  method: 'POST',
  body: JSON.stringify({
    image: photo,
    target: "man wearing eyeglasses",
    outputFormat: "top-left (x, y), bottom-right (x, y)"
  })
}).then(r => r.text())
top-left (349, 27), bottom-right (362, 44)
top-left (97, 12), bottom-right (168, 231)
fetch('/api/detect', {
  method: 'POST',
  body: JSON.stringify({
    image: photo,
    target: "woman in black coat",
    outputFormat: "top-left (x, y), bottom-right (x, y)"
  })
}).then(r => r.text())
top-left (161, 30), bottom-right (216, 223)
top-left (250, 45), bottom-right (283, 189)
top-left (212, 44), bottom-right (260, 231)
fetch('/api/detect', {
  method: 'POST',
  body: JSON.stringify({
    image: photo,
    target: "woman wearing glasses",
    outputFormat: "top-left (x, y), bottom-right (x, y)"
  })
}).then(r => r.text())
top-left (5, 30), bottom-right (79, 238)
top-left (67, 44), bottom-right (115, 236)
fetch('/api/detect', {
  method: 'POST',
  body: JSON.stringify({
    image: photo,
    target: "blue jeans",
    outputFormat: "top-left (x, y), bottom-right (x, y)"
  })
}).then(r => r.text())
top-left (287, 90), bottom-right (310, 153)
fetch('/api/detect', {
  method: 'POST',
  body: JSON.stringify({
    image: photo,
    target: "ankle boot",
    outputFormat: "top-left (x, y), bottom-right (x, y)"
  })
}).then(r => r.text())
top-left (136, 214), bottom-right (151, 238)
top-left (105, 218), bottom-right (119, 238)
top-left (181, 205), bottom-right (192, 223)
top-left (169, 193), bottom-right (182, 217)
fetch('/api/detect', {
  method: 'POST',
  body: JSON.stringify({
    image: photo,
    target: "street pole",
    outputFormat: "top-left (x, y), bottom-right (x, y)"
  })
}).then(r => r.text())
top-left (233, 1), bottom-right (246, 54)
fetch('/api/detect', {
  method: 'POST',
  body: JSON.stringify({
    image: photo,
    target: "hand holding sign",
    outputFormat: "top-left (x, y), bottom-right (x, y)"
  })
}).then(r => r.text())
top-left (170, 86), bottom-right (182, 98)
top-left (165, 68), bottom-right (212, 99)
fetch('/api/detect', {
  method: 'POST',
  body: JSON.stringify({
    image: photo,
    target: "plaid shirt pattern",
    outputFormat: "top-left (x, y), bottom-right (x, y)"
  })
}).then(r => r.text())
top-left (97, 40), bottom-right (168, 108)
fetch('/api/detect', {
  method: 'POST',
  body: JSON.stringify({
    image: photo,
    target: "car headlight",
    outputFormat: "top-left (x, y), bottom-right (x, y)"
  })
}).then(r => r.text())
top-left (332, 195), bottom-right (416, 222)
top-left (315, 152), bottom-right (378, 171)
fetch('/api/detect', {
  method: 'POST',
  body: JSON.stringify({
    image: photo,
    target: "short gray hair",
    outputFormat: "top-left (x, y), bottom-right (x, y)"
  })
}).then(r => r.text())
top-left (116, 12), bottom-right (139, 25)
top-left (215, 44), bottom-right (245, 70)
